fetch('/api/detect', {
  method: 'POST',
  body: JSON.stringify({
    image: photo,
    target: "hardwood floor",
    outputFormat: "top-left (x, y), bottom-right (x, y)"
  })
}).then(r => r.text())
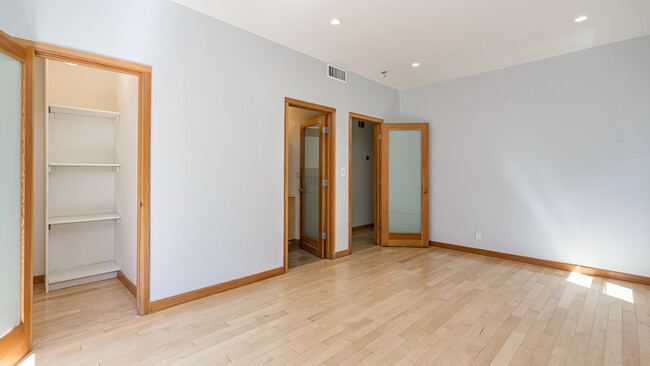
top-left (32, 246), bottom-right (650, 365)
top-left (288, 240), bottom-right (322, 269)
top-left (351, 227), bottom-right (376, 253)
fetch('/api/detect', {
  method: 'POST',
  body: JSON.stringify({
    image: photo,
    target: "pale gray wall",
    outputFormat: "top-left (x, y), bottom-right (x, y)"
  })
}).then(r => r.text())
top-left (0, 0), bottom-right (400, 300)
top-left (351, 121), bottom-right (375, 227)
top-left (400, 35), bottom-right (650, 277)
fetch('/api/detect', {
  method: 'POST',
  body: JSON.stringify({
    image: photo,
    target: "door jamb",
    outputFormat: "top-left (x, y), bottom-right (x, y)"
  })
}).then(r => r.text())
top-left (284, 98), bottom-right (336, 272)
top-left (18, 39), bottom-right (152, 315)
top-left (348, 113), bottom-right (383, 255)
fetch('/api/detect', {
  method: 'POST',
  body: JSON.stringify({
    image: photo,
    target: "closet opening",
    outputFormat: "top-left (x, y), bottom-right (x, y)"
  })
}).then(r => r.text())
top-left (25, 40), bottom-right (151, 322)
top-left (284, 98), bottom-right (336, 271)
top-left (348, 113), bottom-right (383, 253)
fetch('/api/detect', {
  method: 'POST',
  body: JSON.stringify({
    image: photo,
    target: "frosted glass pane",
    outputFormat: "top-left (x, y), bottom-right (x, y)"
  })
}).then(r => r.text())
top-left (0, 51), bottom-right (23, 338)
top-left (303, 126), bottom-right (319, 239)
top-left (388, 130), bottom-right (421, 233)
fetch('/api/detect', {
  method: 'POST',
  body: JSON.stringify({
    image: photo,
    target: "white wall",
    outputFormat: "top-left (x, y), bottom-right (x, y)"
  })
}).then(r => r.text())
top-left (114, 73), bottom-right (139, 284)
top-left (287, 107), bottom-right (322, 239)
top-left (351, 121), bottom-right (375, 227)
top-left (0, 0), bottom-right (400, 301)
top-left (400, 35), bottom-right (650, 277)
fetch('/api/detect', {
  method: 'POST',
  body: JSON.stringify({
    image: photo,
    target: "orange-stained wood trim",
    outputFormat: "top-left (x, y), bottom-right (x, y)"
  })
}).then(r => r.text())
top-left (352, 223), bottom-right (374, 231)
top-left (284, 98), bottom-right (336, 271)
top-left (0, 30), bottom-right (34, 366)
top-left (430, 241), bottom-right (650, 286)
top-left (137, 70), bottom-right (152, 315)
top-left (348, 113), bottom-right (383, 254)
top-left (335, 249), bottom-right (351, 259)
top-left (150, 267), bottom-right (285, 313)
top-left (24, 40), bottom-right (152, 316)
top-left (349, 112), bottom-right (383, 124)
top-left (17, 38), bottom-right (151, 76)
top-left (117, 271), bottom-right (137, 297)
top-left (389, 233), bottom-right (421, 240)
top-left (33, 275), bottom-right (44, 284)
top-left (0, 30), bottom-right (27, 60)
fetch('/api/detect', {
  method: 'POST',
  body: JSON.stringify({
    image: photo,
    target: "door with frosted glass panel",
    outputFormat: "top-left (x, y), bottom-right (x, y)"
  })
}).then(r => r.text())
top-left (0, 30), bottom-right (34, 365)
top-left (299, 115), bottom-right (326, 258)
top-left (380, 123), bottom-right (429, 247)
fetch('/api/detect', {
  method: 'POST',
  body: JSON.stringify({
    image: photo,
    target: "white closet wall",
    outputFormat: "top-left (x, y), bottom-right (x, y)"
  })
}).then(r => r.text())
top-left (38, 60), bottom-right (138, 291)
top-left (114, 73), bottom-right (139, 285)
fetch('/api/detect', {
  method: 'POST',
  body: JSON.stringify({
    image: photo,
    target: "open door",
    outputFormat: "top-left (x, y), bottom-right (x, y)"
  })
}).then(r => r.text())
top-left (299, 115), bottom-right (327, 258)
top-left (380, 123), bottom-right (429, 247)
top-left (0, 30), bottom-right (34, 365)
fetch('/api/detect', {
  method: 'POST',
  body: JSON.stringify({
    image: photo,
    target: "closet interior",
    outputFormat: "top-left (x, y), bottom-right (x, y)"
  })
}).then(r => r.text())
top-left (35, 58), bottom-right (139, 293)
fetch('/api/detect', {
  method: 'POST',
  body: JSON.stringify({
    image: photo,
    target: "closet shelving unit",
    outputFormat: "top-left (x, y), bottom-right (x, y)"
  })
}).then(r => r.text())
top-left (45, 105), bottom-right (123, 292)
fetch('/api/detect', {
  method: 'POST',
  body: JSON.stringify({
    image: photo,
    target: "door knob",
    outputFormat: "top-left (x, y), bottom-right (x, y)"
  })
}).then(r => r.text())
top-left (299, 188), bottom-right (304, 193)
top-left (423, 188), bottom-right (428, 193)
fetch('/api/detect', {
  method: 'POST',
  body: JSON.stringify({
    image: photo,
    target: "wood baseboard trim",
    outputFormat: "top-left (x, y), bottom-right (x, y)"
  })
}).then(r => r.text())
top-left (33, 275), bottom-right (44, 284)
top-left (430, 241), bottom-right (650, 286)
top-left (117, 270), bottom-right (137, 297)
top-left (352, 223), bottom-right (374, 231)
top-left (150, 267), bottom-right (284, 313)
top-left (335, 249), bottom-right (351, 259)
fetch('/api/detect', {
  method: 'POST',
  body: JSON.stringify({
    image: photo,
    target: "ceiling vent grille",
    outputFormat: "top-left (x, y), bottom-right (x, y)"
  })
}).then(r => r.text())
top-left (327, 64), bottom-right (347, 83)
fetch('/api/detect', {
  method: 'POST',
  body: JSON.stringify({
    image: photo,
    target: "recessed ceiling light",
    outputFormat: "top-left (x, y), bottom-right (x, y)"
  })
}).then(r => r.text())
top-left (330, 18), bottom-right (342, 26)
top-left (412, 62), bottom-right (420, 68)
top-left (64, 62), bottom-right (78, 66)
top-left (574, 16), bottom-right (588, 23)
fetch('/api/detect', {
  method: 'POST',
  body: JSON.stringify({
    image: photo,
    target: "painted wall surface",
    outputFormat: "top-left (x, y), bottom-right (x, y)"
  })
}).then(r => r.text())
top-left (400, 35), bottom-right (650, 277)
top-left (114, 73), bottom-right (139, 284)
top-left (351, 121), bottom-right (375, 227)
top-left (287, 107), bottom-right (322, 239)
top-left (33, 57), bottom-right (46, 276)
top-left (0, 0), bottom-right (400, 300)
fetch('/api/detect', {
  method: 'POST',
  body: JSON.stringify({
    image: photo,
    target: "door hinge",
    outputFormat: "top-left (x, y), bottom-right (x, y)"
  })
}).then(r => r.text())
top-left (378, 134), bottom-right (382, 140)
top-left (322, 126), bottom-right (328, 133)
top-left (322, 179), bottom-right (328, 186)
top-left (378, 223), bottom-right (382, 230)
top-left (378, 178), bottom-right (382, 185)
top-left (322, 232), bottom-right (328, 240)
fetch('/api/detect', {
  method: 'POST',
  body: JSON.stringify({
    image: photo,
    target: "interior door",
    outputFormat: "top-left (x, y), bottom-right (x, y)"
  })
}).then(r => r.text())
top-left (299, 115), bottom-right (326, 258)
top-left (380, 123), bottom-right (429, 247)
top-left (0, 30), bottom-right (34, 365)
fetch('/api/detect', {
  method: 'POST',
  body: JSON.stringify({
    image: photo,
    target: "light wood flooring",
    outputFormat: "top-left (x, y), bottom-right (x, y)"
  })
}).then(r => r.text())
top-left (288, 240), bottom-right (322, 269)
top-left (32, 245), bottom-right (650, 365)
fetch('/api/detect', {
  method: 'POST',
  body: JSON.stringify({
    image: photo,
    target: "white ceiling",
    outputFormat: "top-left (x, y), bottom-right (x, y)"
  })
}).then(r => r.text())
top-left (171, 0), bottom-right (650, 90)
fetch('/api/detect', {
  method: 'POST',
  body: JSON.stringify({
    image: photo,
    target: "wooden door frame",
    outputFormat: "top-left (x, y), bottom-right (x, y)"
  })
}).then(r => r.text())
top-left (284, 98), bottom-right (336, 271)
top-left (381, 123), bottom-right (430, 247)
top-left (0, 30), bottom-right (34, 366)
top-left (18, 39), bottom-right (152, 315)
top-left (299, 116), bottom-right (326, 257)
top-left (348, 113), bottom-right (383, 254)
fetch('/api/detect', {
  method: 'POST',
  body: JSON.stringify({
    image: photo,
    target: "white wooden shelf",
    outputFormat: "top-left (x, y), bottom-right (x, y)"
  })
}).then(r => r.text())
top-left (48, 162), bottom-right (120, 172)
top-left (49, 105), bottom-right (120, 122)
top-left (49, 162), bottom-right (120, 168)
top-left (48, 260), bottom-right (120, 284)
top-left (49, 213), bottom-right (121, 225)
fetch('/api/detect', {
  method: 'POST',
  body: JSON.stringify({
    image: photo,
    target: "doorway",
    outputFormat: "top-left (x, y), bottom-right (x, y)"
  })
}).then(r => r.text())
top-left (348, 113), bottom-right (383, 253)
top-left (284, 98), bottom-right (335, 271)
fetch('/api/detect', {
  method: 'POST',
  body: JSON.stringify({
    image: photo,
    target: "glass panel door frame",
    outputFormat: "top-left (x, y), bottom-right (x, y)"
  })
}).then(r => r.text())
top-left (0, 29), bottom-right (34, 365)
top-left (380, 123), bottom-right (429, 247)
top-left (299, 115), bottom-right (326, 258)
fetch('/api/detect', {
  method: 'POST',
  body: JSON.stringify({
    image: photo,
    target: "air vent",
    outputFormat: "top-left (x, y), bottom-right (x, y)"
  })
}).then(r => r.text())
top-left (327, 64), bottom-right (347, 83)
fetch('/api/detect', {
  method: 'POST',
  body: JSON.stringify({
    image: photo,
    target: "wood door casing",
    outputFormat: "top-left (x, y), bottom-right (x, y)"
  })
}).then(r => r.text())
top-left (0, 29), bottom-right (34, 366)
top-left (380, 123), bottom-right (429, 247)
top-left (299, 115), bottom-right (326, 258)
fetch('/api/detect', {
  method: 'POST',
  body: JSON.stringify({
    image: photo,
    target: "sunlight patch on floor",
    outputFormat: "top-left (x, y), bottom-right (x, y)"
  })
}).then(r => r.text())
top-left (566, 271), bottom-right (593, 289)
top-left (603, 281), bottom-right (634, 303)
